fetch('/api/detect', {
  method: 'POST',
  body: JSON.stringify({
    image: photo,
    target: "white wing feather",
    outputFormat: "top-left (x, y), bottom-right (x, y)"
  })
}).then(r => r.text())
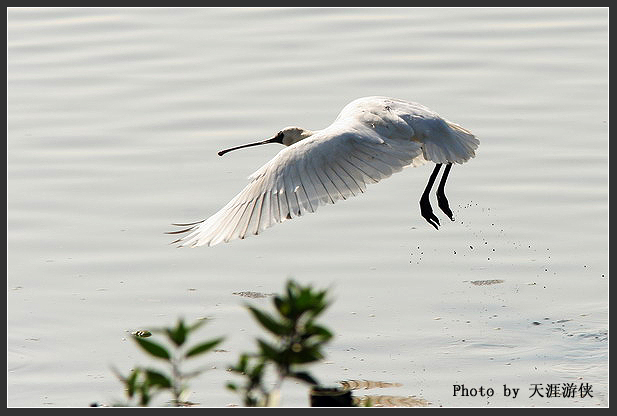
top-left (174, 134), bottom-right (423, 246)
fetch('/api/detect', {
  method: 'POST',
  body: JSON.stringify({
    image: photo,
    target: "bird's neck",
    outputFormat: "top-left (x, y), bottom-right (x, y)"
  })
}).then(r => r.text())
top-left (300, 129), bottom-right (315, 139)
top-left (288, 129), bottom-right (315, 146)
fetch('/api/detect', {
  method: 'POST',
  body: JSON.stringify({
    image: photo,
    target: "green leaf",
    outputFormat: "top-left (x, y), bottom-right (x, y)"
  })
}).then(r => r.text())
top-left (166, 319), bottom-right (187, 347)
top-left (257, 338), bottom-right (283, 363)
top-left (304, 323), bottom-right (333, 338)
top-left (184, 337), bottom-right (224, 358)
top-left (248, 306), bottom-right (288, 336)
top-left (289, 345), bottom-right (323, 364)
top-left (229, 353), bottom-right (248, 373)
top-left (126, 368), bottom-right (140, 398)
top-left (144, 369), bottom-right (172, 389)
top-left (273, 296), bottom-right (290, 317)
top-left (138, 384), bottom-right (151, 406)
top-left (133, 336), bottom-right (171, 360)
top-left (250, 361), bottom-right (266, 380)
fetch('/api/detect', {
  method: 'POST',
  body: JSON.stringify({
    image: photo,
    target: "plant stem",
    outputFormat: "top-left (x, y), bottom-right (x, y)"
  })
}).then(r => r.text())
top-left (171, 356), bottom-right (182, 406)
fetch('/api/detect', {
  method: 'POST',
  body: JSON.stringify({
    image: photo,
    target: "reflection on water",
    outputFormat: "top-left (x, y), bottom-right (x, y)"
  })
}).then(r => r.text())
top-left (8, 7), bottom-right (607, 407)
top-left (339, 380), bottom-right (429, 407)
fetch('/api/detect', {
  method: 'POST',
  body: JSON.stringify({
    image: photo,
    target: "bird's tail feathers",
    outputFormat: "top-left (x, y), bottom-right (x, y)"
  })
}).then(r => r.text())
top-left (422, 120), bottom-right (479, 164)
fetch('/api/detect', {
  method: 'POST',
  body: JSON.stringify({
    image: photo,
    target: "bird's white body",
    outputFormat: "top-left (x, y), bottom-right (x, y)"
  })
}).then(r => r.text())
top-left (172, 97), bottom-right (479, 247)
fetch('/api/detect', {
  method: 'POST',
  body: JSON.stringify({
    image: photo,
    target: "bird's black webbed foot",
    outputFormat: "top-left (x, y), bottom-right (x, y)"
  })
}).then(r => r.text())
top-left (420, 196), bottom-right (440, 230)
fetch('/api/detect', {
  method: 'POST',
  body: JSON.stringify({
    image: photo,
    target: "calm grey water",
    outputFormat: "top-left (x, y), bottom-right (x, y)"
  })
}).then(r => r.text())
top-left (7, 8), bottom-right (608, 407)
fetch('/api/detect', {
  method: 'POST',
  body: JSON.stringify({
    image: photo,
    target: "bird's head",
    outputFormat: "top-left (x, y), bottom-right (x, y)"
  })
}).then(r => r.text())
top-left (218, 126), bottom-right (313, 156)
top-left (278, 126), bottom-right (314, 146)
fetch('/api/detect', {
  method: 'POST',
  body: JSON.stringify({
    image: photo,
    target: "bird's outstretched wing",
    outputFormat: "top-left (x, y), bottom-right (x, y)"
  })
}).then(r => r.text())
top-left (170, 128), bottom-right (425, 247)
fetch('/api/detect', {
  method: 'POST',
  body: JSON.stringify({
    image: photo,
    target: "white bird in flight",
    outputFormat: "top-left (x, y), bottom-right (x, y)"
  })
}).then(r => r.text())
top-left (169, 96), bottom-right (479, 247)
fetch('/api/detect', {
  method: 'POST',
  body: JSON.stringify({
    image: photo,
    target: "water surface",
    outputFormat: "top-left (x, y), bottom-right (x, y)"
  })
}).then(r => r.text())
top-left (7, 7), bottom-right (608, 407)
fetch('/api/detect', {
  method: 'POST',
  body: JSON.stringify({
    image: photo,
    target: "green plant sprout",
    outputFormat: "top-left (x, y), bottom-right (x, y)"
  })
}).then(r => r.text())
top-left (227, 279), bottom-right (333, 406)
top-left (113, 318), bottom-right (224, 406)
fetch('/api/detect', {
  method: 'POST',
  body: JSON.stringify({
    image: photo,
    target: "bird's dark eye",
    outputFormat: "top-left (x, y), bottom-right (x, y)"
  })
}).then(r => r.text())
top-left (277, 131), bottom-right (284, 139)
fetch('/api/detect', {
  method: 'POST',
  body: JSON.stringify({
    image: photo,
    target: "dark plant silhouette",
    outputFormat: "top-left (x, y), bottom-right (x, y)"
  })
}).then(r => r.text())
top-left (227, 279), bottom-right (333, 406)
top-left (113, 318), bottom-right (223, 406)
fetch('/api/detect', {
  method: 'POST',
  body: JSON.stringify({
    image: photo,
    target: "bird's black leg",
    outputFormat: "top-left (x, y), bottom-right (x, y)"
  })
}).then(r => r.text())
top-left (420, 164), bottom-right (442, 230)
top-left (436, 163), bottom-right (455, 221)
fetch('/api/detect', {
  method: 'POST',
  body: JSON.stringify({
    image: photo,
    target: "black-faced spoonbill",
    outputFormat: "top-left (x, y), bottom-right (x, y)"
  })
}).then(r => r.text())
top-left (169, 96), bottom-right (479, 247)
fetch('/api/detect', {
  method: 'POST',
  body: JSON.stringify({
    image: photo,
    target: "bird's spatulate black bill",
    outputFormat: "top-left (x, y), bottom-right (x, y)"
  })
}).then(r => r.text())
top-left (218, 133), bottom-right (283, 156)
